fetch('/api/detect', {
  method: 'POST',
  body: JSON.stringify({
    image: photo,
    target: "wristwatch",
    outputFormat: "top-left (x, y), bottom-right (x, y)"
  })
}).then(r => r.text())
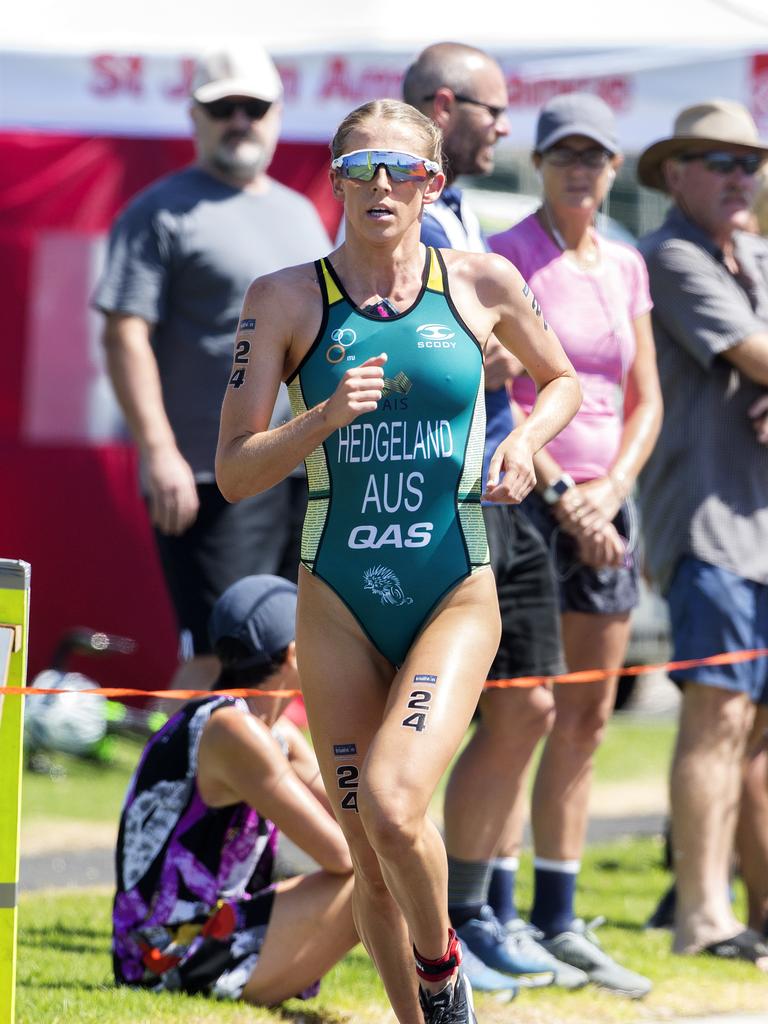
top-left (541, 473), bottom-right (575, 506)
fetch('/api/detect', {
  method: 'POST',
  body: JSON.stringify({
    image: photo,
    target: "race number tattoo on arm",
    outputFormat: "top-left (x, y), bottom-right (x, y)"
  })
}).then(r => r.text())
top-left (228, 338), bottom-right (252, 389)
top-left (522, 282), bottom-right (549, 330)
top-left (333, 743), bottom-right (359, 812)
top-left (402, 673), bottom-right (437, 733)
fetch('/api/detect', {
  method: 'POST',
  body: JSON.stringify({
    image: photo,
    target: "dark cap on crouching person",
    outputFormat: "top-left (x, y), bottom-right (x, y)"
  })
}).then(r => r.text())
top-left (209, 574), bottom-right (297, 687)
top-left (535, 92), bottom-right (620, 154)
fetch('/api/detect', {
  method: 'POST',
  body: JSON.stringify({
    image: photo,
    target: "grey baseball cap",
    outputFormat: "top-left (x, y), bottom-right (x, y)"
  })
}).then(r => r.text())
top-left (535, 93), bottom-right (620, 154)
top-left (209, 575), bottom-right (297, 669)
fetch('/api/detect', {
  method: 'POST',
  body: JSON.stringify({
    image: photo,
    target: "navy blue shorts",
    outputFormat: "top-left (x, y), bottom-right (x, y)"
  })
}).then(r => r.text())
top-left (521, 493), bottom-right (639, 617)
top-left (666, 556), bottom-right (768, 704)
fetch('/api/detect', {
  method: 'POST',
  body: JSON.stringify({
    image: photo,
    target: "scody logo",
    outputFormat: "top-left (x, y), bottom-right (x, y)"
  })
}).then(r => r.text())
top-left (326, 327), bottom-right (358, 363)
top-left (416, 323), bottom-right (456, 348)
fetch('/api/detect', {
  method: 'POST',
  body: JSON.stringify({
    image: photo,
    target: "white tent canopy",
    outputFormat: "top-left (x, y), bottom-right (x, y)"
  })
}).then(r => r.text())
top-left (5, 0), bottom-right (768, 51)
top-left (4, 0), bottom-right (768, 148)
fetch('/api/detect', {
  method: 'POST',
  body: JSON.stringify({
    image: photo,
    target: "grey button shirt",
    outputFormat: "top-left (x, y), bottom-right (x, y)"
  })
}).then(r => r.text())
top-left (638, 206), bottom-right (768, 592)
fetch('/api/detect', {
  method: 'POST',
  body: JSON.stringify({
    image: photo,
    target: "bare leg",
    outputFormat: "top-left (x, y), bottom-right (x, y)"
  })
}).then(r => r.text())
top-left (670, 683), bottom-right (753, 952)
top-left (736, 704), bottom-right (768, 933)
top-left (531, 612), bottom-right (630, 860)
top-left (243, 871), bottom-right (357, 1005)
top-left (296, 569), bottom-right (416, 1021)
top-left (443, 684), bottom-right (554, 860)
top-left (297, 567), bottom-right (500, 1020)
top-left (361, 570), bottom-right (501, 964)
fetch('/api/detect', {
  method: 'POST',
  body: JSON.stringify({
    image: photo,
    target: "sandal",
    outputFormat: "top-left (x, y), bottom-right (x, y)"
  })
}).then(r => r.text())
top-left (701, 929), bottom-right (768, 965)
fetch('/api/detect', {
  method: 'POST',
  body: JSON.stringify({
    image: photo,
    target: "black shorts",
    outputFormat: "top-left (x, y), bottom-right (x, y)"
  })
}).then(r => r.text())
top-left (522, 493), bottom-right (640, 616)
top-left (483, 503), bottom-right (565, 680)
top-left (154, 477), bottom-right (308, 655)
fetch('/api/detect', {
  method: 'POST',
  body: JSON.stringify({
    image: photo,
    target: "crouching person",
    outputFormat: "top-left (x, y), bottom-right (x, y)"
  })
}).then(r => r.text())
top-left (112, 574), bottom-right (357, 1003)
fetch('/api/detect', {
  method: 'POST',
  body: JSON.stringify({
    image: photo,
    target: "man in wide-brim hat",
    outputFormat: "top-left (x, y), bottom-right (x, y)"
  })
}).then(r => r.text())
top-left (638, 98), bottom-right (768, 192)
top-left (636, 99), bottom-right (768, 971)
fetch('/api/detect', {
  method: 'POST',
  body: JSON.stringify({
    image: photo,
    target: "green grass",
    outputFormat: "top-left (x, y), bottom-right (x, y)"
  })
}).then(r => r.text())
top-left (17, 714), bottom-right (768, 1022)
top-left (21, 738), bottom-right (142, 824)
top-left (16, 837), bottom-right (767, 1024)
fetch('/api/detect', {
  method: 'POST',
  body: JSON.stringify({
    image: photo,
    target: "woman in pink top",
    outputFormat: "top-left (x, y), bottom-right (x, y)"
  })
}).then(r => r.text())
top-left (483, 94), bottom-right (662, 993)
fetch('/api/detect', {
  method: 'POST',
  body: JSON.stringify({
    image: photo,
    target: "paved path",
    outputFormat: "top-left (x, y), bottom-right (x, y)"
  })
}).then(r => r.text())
top-left (19, 811), bottom-right (666, 892)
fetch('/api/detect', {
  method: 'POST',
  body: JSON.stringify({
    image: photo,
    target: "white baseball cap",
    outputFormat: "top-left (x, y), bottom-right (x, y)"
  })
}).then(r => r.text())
top-left (191, 46), bottom-right (283, 104)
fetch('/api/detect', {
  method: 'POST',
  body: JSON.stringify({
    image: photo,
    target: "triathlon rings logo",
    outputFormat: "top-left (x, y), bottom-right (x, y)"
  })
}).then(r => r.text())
top-left (326, 327), bottom-right (358, 363)
top-left (416, 323), bottom-right (455, 342)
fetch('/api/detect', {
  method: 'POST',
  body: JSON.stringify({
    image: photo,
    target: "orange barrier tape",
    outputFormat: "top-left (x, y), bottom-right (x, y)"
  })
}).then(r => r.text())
top-left (0, 686), bottom-right (301, 699)
top-left (486, 647), bottom-right (768, 689)
top-left (2, 647), bottom-right (768, 700)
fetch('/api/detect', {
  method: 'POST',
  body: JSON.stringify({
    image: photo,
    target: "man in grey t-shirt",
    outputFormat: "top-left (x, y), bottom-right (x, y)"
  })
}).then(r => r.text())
top-left (93, 46), bottom-right (330, 695)
top-left (637, 100), bottom-right (768, 967)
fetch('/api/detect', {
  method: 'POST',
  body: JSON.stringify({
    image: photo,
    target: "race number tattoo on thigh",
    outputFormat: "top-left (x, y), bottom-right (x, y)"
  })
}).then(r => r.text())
top-left (333, 742), bottom-right (359, 813)
top-left (228, 337), bottom-right (252, 390)
top-left (402, 673), bottom-right (437, 733)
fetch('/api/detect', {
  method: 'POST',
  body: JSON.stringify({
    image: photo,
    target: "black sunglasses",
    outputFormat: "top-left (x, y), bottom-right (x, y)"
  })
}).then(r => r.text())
top-left (543, 146), bottom-right (613, 169)
top-left (199, 98), bottom-right (272, 121)
top-left (679, 150), bottom-right (763, 176)
top-left (423, 93), bottom-right (507, 122)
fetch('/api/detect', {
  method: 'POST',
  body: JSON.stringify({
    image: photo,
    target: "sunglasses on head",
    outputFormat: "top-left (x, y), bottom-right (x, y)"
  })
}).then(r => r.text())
top-left (542, 145), bottom-right (613, 169)
top-left (331, 149), bottom-right (441, 182)
top-left (678, 150), bottom-right (763, 176)
top-left (199, 98), bottom-right (273, 121)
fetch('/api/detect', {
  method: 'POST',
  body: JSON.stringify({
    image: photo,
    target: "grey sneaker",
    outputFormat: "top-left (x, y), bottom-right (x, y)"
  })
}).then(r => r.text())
top-left (539, 917), bottom-right (652, 999)
top-left (504, 919), bottom-right (589, 989)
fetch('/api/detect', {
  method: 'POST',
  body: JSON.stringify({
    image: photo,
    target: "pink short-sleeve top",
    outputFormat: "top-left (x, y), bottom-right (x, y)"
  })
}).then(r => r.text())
top-left (489, 212), bottom-right (652, 482)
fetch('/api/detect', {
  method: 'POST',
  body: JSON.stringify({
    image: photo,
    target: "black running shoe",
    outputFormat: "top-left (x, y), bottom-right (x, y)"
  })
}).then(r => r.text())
top-left (644, 883), bottom-right (676, 930)
top-left (419, 970), bottom-right (476, 1024)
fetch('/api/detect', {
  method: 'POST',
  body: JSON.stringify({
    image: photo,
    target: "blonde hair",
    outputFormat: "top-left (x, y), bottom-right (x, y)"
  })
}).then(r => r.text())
top-left (330, 99), bottom-right (443, 168)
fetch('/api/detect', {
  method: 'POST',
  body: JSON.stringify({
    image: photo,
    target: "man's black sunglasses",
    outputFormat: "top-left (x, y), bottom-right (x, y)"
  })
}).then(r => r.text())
top-left (199, 98), bottom-right (272, 121)
top-left (678, 150), bottom-right (763, 176)
top-left (422, 93), bottom-right (507, 122)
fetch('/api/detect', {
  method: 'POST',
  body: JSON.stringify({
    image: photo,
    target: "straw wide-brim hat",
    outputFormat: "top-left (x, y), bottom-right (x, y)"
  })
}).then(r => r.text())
top-left (637, 99), bottom-right (768, 192)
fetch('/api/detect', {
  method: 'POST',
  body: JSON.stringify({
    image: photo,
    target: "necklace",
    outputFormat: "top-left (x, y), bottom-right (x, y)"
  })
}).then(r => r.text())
top-left (541, 203), bottom-right (600, 270)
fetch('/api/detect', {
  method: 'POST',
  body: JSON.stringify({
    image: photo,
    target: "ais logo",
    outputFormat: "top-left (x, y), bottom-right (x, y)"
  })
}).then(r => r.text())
top-left (416, 323), bottom-right (456, 348)
top-left (326, 327), bottom-right (358, 364)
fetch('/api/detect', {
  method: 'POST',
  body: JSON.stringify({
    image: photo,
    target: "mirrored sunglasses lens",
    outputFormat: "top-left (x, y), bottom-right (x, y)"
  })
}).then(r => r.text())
top-left (343, 156), bottom-right (375, 180)
top-left (387, 156), bottom-right (427, 181)
top-left (338, 152), bottom-right (429, 181)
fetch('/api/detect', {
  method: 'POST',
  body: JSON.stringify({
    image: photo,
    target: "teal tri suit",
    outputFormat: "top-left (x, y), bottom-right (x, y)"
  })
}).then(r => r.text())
top-left (287, 247), bottom-right (489, 666)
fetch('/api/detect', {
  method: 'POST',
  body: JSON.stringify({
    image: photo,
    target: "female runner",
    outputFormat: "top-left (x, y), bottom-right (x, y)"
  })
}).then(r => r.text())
top-left (217, 98), bottom-right (580, 1024)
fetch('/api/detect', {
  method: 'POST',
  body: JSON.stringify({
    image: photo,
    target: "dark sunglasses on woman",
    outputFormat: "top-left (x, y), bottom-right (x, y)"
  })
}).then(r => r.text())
top-left (542, 146), bottom-right (613, 169)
